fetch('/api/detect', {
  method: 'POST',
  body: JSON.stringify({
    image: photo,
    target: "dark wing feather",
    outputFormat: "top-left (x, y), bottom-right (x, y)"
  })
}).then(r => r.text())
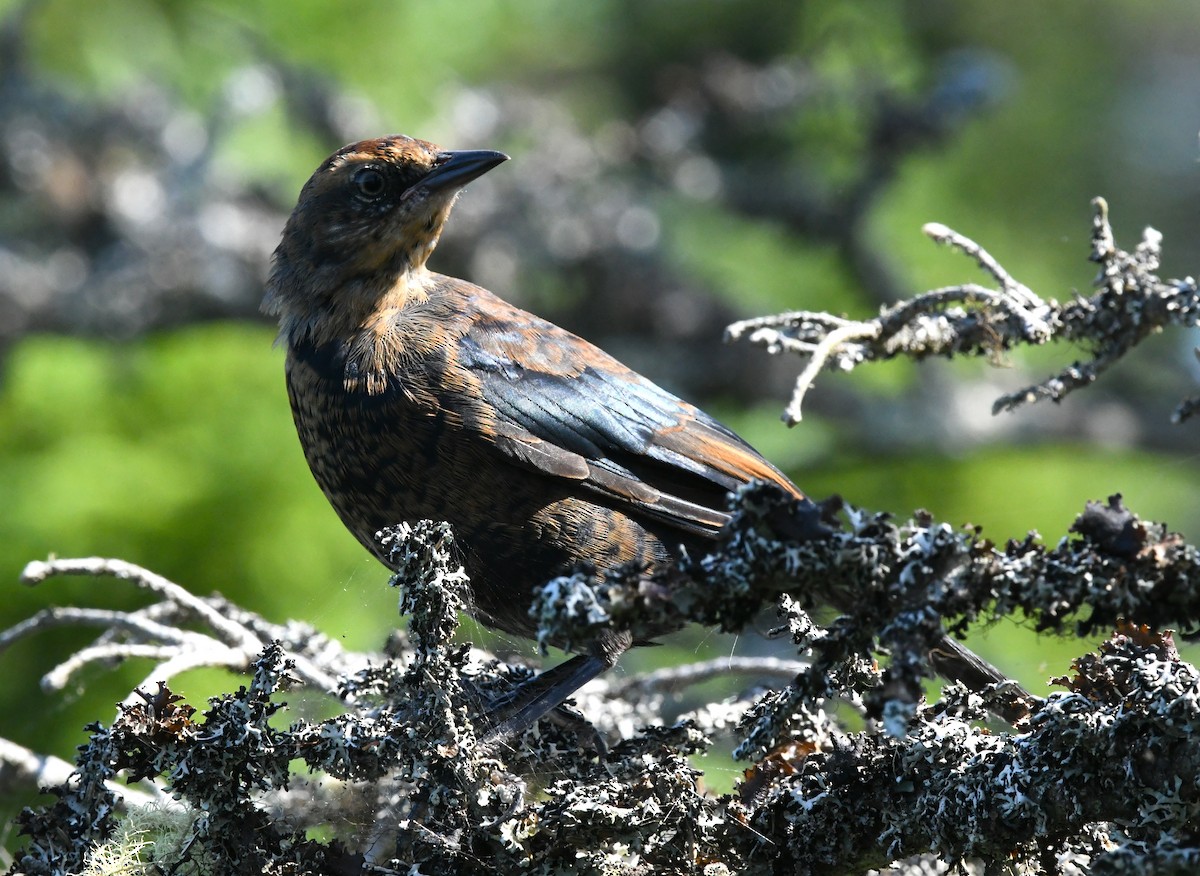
top-left (455, 292), bottom-right (802, 539)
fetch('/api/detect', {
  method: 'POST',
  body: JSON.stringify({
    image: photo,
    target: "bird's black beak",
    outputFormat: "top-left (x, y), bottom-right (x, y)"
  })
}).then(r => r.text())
top-left (418, 149), bottom-right (509, 195)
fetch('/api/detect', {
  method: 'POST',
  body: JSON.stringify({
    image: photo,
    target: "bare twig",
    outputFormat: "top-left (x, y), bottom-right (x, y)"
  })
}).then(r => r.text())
top-left (605, 655), bottom-right (810, 698)
top-left (12, 556), bottom-right (359, 698)
top-left (0, 737), bottom-right (163, 809)
top-left (21, 558), bottom-right (260, 653)
top-left (921, 221), bottom-right (1042, 308)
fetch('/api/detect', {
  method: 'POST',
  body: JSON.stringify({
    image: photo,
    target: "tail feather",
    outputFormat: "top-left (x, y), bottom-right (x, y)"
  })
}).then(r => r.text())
top-left (929, 633), bottom-right (1036, 724)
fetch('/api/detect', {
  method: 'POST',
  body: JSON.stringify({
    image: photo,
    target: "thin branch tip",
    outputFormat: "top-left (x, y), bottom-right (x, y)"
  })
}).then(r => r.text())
top-left (735, 199), bottom-right (1196, 422)
top-left (20, 559), bottom-right (51, 586)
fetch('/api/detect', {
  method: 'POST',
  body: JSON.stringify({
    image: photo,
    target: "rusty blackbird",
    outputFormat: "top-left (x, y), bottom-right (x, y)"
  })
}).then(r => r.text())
top-left (264, 135), bottom-right (1017, 741)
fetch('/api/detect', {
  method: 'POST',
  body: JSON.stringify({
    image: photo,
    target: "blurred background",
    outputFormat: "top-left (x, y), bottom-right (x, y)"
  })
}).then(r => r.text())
top-left (2, 0), bottom-right (1200, 844)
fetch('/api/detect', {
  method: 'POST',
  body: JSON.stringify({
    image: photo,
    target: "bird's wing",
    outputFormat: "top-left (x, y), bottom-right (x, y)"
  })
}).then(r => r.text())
top-left (453, 292), bottom-right (802, 539)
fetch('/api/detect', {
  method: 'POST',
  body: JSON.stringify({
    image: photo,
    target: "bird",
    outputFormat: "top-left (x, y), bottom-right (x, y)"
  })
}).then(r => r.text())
top-left (263, 134), bottom-right (1021, 742)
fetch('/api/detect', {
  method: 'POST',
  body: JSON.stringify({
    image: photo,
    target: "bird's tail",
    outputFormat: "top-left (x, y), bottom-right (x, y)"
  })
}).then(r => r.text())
top-left (929, 633), bottom-right (1037, 724)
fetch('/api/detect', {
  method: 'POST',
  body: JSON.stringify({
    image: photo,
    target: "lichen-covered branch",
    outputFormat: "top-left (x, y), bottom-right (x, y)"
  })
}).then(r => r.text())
top-left (5, 500), bottom-right (1200, 874)
top-left (728, 198), bottom-right (1200, 425)
top-left (532, 486), bottom-right (1199, 751)
top-left (738, 625), bottom-right (1200, 874)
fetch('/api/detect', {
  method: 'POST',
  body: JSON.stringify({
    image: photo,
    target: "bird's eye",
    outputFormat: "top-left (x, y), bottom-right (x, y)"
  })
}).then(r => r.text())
top-left (353, 167), bottom-right (386, 199)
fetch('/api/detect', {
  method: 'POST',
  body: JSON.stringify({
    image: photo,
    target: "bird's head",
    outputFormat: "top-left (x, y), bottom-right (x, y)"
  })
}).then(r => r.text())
top-left (264, 135), bottom-right (508, 344)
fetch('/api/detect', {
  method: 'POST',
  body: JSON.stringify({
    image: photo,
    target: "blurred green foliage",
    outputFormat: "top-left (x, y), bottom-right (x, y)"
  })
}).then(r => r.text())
top-left (3, 0), bottom-right (1200, 840)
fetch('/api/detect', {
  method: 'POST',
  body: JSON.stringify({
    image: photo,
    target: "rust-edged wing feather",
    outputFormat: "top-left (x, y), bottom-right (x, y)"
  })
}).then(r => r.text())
top-left (453, 289), bottom-right (803, 539)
